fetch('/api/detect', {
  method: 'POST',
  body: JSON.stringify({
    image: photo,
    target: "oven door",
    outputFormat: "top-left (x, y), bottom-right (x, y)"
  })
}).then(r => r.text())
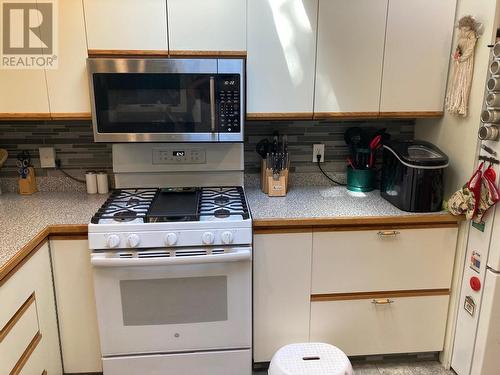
top-left (91, 247), bottom-right (252, 356)
top-left (88, 58), bottom-right (218, 143)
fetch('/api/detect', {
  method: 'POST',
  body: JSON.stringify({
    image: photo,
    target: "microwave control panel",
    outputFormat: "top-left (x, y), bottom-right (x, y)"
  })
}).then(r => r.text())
top-left (152, 148), bottom-right (206, 164)
top-left (217, 75), bottom-right (241, 133)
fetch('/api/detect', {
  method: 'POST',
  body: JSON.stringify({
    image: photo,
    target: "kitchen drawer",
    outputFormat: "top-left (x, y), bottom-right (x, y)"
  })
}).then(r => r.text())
top-left (310, 294), bottom-right (449, 356)
top-left (312, 228), bottom-right (457, 294)
top-left (0, 297), bottom-right (40, 373)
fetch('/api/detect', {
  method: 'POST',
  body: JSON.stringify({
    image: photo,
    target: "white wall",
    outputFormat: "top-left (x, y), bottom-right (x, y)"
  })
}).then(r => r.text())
top-left (416, 0), bottom-right (500, 199)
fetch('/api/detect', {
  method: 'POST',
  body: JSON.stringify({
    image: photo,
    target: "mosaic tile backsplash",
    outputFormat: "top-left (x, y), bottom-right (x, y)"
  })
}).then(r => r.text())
top-left (0, 119), bottom-right (414, 179)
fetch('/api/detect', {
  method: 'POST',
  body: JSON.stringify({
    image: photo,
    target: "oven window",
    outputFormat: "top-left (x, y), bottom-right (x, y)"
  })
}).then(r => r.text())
top-left (92, 73), bottom-right (213, 133)
top-left (120, 276), bottom-right (228, 326)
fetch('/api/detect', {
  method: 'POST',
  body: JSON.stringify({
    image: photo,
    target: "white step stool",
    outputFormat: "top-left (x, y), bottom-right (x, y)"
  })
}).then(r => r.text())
top-left (268, 343), bottom-right (353, 375)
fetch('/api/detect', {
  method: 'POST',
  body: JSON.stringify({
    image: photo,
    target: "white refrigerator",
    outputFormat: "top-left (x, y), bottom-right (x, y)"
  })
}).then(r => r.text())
top-left (451, 140), bottom-right (500, 375)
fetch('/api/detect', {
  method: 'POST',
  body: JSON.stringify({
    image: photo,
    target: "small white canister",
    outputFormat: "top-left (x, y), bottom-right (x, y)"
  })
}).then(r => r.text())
top-left (85, 171), bottom-right (98, 194)
top-left (97, 171), bottom-right (109, 194)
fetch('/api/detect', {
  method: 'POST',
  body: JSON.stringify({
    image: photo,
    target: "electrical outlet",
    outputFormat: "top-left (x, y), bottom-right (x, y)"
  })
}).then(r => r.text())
top-left (313, 144), bottom-right (325, 163)
top-left (39, 147), bottom-right (56, 168)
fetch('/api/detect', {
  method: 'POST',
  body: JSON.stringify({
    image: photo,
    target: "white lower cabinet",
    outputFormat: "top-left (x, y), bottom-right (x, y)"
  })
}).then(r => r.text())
top-left (253, 232), bottom-right (313, 362)
top-left (312, 228), bottom-right (457, 294)
top-left (253, 226), bottom-right (457, 362)
top-left (310, 295), bottom-right (450, 356)
top-left (0, 243), bottom-right (62, 374)
top-left (50, 239), bottom-right (102, 373)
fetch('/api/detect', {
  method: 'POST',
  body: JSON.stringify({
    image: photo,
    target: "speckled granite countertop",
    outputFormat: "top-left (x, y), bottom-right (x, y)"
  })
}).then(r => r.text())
top-left (0, 192), bottom-right (108, 271)
top-left (0, 185), bottom-right (458, 279)
top-left (245, 186), bottom-right (453, 224)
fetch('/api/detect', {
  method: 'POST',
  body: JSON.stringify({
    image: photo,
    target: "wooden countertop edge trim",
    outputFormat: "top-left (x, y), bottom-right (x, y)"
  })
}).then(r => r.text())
top-left (253, 214), bottom-right (462, 230)
top-left (0, 293), bottom-right (35, 342)
top-left (0, 215), bottom-right (462, 283)
top-left (0, 224), bottom-right (87, 284)
top-left (311, 288), bottom-right (450, 302)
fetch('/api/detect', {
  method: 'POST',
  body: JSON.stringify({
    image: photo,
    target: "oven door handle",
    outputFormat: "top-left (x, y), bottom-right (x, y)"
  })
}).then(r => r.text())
top-left (90, 249), bottom-right (251, 267)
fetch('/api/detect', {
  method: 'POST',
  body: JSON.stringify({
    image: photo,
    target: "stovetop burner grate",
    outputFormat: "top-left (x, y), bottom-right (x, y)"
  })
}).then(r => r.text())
top-left (91, 188), bottom-right (159, 224)
top-left (91, 186), bottom-right (250, 224)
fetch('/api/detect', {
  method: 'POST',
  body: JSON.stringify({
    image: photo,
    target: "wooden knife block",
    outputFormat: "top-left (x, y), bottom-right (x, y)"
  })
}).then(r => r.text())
top-left (260, 159), bottom-right (289, 197)
top-left (19, 167), bottom-right (38, 195)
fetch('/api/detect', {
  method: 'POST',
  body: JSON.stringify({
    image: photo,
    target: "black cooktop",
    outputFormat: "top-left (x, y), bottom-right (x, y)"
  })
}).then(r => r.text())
top-left (90, 186), bottom-right (249, 224)
top-left (147, 187), bottom-right (201, 222)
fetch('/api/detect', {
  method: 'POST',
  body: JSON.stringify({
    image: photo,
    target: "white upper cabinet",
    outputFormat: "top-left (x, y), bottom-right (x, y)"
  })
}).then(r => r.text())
top-left (83, 0), bottom-right (168, 51)
top-left (380, 0), bottom-right (456, 113)
top-left (46, 0), bottom-right (90, 115)
top-left (247, 0), bottom-right (318, 116)
top-left (0, 71), bottom-right (49, 116)
top-left (314, 0), bottom-right (387, 115)
top-left (168, 0), bottom-right (246, 52)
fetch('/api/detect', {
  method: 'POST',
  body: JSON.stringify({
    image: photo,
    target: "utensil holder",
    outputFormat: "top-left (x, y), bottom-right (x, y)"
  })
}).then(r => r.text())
top-left (346, 166), bottom-right (375, 192)
top-left (261, 159), bottom-right (289, 196)
top-left (18, 167), bottom-right (37, 195)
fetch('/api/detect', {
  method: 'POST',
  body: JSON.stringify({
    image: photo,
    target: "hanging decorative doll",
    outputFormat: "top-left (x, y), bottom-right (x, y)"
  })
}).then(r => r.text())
top-left (445, 15), bottom-right (482, 117)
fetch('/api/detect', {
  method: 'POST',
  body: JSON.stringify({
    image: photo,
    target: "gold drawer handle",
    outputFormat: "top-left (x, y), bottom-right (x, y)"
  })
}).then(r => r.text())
top-left (377, 230), bottom-right (400, 238)
top-left (371, 298), bottom-right (394, 305)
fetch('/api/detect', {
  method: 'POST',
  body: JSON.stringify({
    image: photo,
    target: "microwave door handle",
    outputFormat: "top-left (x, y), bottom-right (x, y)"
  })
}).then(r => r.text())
top-left (91, 248), bottom-right (251, 267)
top-left (210, 76), bottom-right (216, 132)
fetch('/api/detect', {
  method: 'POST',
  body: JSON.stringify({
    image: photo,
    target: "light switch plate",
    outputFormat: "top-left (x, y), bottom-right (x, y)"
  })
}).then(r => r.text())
top-left (39, 147), bottom-right (56, 168)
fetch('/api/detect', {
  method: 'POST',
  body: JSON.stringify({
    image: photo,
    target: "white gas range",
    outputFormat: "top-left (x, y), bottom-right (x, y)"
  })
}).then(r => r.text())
top-left (88, 144), bottom-right (252, 375)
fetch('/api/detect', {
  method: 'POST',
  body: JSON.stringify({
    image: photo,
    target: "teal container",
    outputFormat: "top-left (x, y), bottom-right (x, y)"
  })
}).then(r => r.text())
top-left (346, 166), bottom-right (375, 192)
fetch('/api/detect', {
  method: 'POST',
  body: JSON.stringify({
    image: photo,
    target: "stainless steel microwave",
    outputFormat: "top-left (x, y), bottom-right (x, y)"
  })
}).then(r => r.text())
top-left (87, 58), bottom-right (244, 143)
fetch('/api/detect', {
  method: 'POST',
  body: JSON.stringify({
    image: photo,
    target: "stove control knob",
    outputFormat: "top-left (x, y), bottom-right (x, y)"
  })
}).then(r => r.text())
top-left (165, 233), bottom-right (178, 246)
top-left (127, 234), bottom-right (141, 248)
top-left (202, 232), bottom-right (215, 245)
top-left (107, 234), bottom-right (120, 248)
top-left (221, 231), bottom-right (234, 244)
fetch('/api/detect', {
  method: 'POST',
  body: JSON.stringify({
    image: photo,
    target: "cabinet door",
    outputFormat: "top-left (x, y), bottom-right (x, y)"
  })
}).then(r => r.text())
top-left (314, 0), bottom-right (387, 116)
top-left (253, 232), bottom-right (312, 362)
top-left (50, 239), bottom-right (102, 373)
top-left (83, 0), bottom-right (168, 51)
top-left (167, 0), bottom-right (246, 52)
top-left (46, 0), bottom-right (90, 116)
top-left (0, 70), bottom-right (49, 116)
top-left (312, 228), bottom-right (457, 294)
top-left (0, 243), bottom-right (62, 374)
top-left (310, 295), bottom-right (449, 355)
top-left (380, 0), bottom-right (456, 113)
top-left (247, 0), bottom-right (318, 117)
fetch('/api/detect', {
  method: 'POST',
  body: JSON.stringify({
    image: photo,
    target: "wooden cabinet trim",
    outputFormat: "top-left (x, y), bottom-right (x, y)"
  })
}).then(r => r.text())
top-left (10, 331), bottom-right (42, 375)
top-left (246, 113), bottom-right (314, 121)
top-left (50, 113), bottom-right (92, 120)
top-left (88, 49), bottom-right (169, 58)
top-left (378, 111), bottom-right (443, 119)
top-left (313, 112), bottom-right (379, 120)
top-left (311, 289), bottom-right (450, 302)
top-left (0, 113), bottom-right (52, 120)
top-left (88, 49), bottom-right (246, 59)
top-left (169, 50), bottom-right (247, 58)
top-left (0, 293), bottom-right (36, 342)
